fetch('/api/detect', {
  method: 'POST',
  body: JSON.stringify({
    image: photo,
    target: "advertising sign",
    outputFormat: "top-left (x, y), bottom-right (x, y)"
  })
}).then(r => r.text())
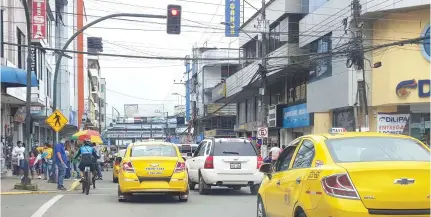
top-left (30, 47), bottom-right (37, 76)
top-left (225, 0), bottom-right (240, 37)
top-left (282, 103), bottom-right (311, 128)
top-left (377, 113), bottom-right (410, 134)
top-left (32, 0), bottom-right (47, 39)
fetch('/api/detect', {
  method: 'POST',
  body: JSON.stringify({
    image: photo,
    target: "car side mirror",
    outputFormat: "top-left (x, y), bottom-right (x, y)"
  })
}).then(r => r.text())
top-left (115, 157), bottom-right (122, 163)
top-left (259, 163), bottom-right (272, 179)
top-left (186, 152), bottom-right (193, 157)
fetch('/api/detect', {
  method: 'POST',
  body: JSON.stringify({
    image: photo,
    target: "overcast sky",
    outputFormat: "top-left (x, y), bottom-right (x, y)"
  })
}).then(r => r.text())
top-left (83, 0), bottom-right (264, 120)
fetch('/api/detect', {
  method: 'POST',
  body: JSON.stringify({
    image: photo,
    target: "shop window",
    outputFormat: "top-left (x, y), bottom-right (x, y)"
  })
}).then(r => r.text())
top-left (333, 108), bottom-right (355, 132)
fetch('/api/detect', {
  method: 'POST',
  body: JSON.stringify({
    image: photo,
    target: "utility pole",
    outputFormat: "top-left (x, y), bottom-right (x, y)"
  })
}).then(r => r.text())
top-left (258, 0), bottom-right (269, 157)
top-left (350, 0), bottom-right (368, 132)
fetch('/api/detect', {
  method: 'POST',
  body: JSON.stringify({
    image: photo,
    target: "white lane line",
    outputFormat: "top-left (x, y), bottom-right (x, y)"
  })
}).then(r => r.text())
top-left (31, 195), bottom-right (64, 217)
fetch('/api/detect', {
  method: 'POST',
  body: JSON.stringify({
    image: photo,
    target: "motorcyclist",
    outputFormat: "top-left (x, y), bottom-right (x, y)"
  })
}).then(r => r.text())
top-left (74, 139), bottom-right (99, 182)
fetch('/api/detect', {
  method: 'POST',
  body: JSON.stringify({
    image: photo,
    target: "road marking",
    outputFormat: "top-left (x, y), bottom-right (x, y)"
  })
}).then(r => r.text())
top-left (31, 195), bottom-right (64, 217)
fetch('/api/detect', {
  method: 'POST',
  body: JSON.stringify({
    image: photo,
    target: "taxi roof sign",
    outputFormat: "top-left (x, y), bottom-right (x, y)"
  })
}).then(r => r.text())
top-left (45, 109), bottom-right (68, 132)
top-left (330, 128), bottom-right (347, 133)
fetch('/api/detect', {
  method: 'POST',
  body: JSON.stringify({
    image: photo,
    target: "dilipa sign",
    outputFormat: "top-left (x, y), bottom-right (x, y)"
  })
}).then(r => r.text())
top-left (377, 113), bottom-right (410, 134)
top-left (225, 0), bottom-right (240, 37)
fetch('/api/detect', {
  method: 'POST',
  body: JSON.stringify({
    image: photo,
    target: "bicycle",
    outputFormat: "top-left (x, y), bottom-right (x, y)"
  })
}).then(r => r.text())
top-left (82, 166), bottom-right (96, 195)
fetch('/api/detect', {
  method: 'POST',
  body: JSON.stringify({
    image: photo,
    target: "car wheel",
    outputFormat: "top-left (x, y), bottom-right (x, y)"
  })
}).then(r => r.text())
top-left (198, 175), bottom-right (209, 195)
top-left (257, 197), bottom-right (267, 217)
top-left (117, 186), bottom-right (129, 202)
top-left (232, 186), bottom-right (241, 191)
top-left (250, 185), bottom-right (259, 195)
top-left (297, 211), bottom-right (307, 217)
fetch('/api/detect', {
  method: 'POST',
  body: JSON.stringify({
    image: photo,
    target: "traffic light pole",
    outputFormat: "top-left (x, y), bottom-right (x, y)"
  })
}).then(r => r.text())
top-left (52, 13), bottom-right (166, 144)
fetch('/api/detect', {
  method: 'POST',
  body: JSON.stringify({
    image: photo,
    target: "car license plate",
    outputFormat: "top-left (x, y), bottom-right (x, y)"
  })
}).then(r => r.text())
top-left (230, 163), bottom-right (241, 169)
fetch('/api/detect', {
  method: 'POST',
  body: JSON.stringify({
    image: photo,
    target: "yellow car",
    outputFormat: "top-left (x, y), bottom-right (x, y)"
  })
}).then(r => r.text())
top-left (257, 132), bottom-right (430, 217)
top-left (113, 149), bottom-right (127, 183)
top-left (117, 142), bottom-right (189, 202)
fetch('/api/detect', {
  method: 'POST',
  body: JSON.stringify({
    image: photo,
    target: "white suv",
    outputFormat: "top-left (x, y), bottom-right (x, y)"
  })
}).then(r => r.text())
top-left (186, 138), bottom-right (264, 195)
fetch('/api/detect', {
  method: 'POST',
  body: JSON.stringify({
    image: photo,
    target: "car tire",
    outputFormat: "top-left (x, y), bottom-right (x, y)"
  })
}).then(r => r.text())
top-left (250, 185), bottom-right (259, 195)
top-left (257, 197), bottom-right (267, 217)
top-left (117, 186), bottom-right (130, 202)
top-left (232, 186), bottom-right (241, 191)
top-left (198, 175), bottom-right (209, 195)
top-left (297, 211), bottom-right (307, 217)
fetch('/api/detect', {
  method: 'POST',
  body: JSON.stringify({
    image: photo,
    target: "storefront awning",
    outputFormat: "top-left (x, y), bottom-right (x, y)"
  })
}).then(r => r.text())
top-left (1, 66), bottom-right (38, 88)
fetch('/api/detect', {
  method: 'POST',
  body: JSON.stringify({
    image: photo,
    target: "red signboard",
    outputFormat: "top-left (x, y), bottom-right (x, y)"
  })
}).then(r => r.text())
top-left (32, 0), bottom-right (46, 39)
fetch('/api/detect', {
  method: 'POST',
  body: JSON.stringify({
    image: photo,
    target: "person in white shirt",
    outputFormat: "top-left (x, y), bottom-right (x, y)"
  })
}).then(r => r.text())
top-left (12, 141), bottom-right (25, 176)
top-left (269, 145), bottom-right (282, 162)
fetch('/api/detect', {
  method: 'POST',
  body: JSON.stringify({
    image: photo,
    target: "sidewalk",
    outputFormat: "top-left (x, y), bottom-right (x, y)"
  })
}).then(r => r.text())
top-left (0, 170), bottom-right (77, 194)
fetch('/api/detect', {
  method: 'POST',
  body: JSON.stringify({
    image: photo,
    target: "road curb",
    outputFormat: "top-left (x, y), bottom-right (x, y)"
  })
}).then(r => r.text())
top-left (0, 191), bottom-right (56, 195)
top-left (67, 180), bottom-right (81, 191)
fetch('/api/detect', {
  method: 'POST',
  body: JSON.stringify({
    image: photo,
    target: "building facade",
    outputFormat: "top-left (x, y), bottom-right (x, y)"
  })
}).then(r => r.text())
top-left (188, 47), bottom-right (239, 142)
top-left (369, 7), bottom-right (430, 144)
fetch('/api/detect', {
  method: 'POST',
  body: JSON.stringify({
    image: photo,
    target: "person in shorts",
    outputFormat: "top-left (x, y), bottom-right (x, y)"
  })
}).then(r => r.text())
top-left (28, 152), bottom-right (36, 179)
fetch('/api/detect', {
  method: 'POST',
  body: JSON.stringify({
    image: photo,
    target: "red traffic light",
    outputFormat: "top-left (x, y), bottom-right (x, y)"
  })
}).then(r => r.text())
top-left (171, 9), bottom-right (179, 16)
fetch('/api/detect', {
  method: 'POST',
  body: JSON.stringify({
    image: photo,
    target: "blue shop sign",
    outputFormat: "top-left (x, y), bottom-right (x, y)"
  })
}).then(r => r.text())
top-left (282, 103), bottom-right (311, 128)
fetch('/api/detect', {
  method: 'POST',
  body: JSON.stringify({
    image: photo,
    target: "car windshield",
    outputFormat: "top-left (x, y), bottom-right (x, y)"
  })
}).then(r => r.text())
top-left (131, 145), bottom-right (177, 157)
top-left (325, 137), bottom-right (430, 162)
top-left (213, 141), bottom-right (257, 156)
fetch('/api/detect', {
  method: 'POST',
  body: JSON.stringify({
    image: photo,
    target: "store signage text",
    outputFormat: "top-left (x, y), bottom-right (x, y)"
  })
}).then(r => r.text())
top-left (30, 47), bottom-right (37, 76)
top-left (32, 0), bottom-right (46, 39)
top-left (395, 79), bottom-right (430, 98)
top-left (225, 0), bottom-right (240, 37)
top-left (377, 113), bottom-right (409, 134)
top-left (282, 103), bottom-right (311, 128)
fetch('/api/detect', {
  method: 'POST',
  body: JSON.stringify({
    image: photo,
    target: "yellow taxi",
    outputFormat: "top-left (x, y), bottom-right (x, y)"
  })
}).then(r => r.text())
top-left (257, 132), bottom-right (430, 217)
top-left (117, 142), bottom-right (189, 202)
top-left (112, 149), bottom-right (126, 183)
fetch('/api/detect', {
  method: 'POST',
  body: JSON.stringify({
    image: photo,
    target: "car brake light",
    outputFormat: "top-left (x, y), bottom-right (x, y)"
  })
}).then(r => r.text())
top-left (321, 173), bottom-right (359, 199)
top-left (257, 156), bottom-right (263, 169)
top-left (175, 162), bottom-right (185, 173)
top-left (204, 156), bottom-right (214, 169)
top-left (122, 162), bottom-right (135, 173)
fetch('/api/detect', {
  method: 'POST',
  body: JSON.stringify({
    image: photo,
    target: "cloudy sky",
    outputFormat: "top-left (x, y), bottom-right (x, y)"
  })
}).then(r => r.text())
top-left (81, 0), bottom-right (265, 120)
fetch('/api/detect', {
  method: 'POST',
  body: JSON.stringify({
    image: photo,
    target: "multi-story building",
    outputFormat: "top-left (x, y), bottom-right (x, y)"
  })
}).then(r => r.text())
top-left (99, 78), bottom-right (107, 131)
top-left (188, 47), bottom-right (239, 142)
top-left (217, 0), bottom-right (430, 147)
top-left (1, 0), bottom-right (78, 147)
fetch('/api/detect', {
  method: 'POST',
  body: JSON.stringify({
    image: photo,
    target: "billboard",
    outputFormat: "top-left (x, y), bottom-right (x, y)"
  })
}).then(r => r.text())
top-left (225, 0), bottom-right (240, 37)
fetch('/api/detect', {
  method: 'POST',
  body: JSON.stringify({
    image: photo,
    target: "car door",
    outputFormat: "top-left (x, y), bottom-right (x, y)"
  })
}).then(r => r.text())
top-left (188, 141), bottom-right (207, 182)
top-left (264, 140), bottom-right (301, 217)
top-left (280, 139), bottom-right (316, 217)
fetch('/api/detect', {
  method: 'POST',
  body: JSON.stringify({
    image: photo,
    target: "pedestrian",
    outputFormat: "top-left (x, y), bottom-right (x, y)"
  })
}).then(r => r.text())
top-left (94, 143), bottom-right (103, 180)
top-left (72, 145), bottom-right (81, 179)
top-left (28, 152), bottom-right (36, 179)
top-left (12, 141), bottom-right (25, 177)
top-left (38, 143), bottom-right (53, 180)
top-left (54, 139), bottom-right (68, 190)
top-left (269, 144), bottom-right (282, 165)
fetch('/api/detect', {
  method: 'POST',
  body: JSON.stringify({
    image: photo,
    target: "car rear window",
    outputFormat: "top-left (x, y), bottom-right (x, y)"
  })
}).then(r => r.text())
top-left (131, 145), bottom-right (177, 157)
top-left (213, 141), bottom-right (257, 156)
top-left (179, 145), bottom-right (192, 153)
top-left (325, 137), bottom-right (430, 163)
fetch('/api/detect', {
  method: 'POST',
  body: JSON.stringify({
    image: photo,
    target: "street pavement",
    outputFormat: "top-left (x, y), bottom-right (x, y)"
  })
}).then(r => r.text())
top-left (1, 171), bottom-right (258, 217)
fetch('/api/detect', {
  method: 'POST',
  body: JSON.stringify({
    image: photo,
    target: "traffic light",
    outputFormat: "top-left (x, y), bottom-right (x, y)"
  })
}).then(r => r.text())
top-left (167, 5), bottom-right (181, 34)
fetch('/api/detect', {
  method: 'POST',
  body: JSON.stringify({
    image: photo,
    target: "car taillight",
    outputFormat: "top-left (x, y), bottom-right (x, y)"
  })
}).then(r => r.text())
top-left (257, 156), bottom-right (263, 169)
top-left (321, 173), bottom-right (359, 199)
top-left (122, 162), bottom-right (135, 173)
top-left (204, 156), bottom-right (214, 169)
top-left (175, 162), bottom-right (186, 173)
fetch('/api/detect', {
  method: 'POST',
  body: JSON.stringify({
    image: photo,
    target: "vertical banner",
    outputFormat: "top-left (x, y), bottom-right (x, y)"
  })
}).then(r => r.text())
top-left (225, 0), bottom-right (240, 37)
top-left (30, 46), bottom-right (37, 76)
top-left (32, 0), bottom-right (47, 39)
top-left (377, 113), bottom-right (410, 134)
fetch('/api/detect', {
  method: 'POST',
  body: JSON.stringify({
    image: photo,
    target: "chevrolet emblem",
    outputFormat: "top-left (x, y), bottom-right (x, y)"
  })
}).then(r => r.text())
top-left (150, 163), bottom-right (159, 167)
top-left (394, 178), bottom-right (415, 185)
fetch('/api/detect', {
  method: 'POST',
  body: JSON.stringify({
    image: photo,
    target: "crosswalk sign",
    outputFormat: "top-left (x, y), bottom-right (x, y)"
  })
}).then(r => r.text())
top-left (45, 109), bottom-right (68, 132)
